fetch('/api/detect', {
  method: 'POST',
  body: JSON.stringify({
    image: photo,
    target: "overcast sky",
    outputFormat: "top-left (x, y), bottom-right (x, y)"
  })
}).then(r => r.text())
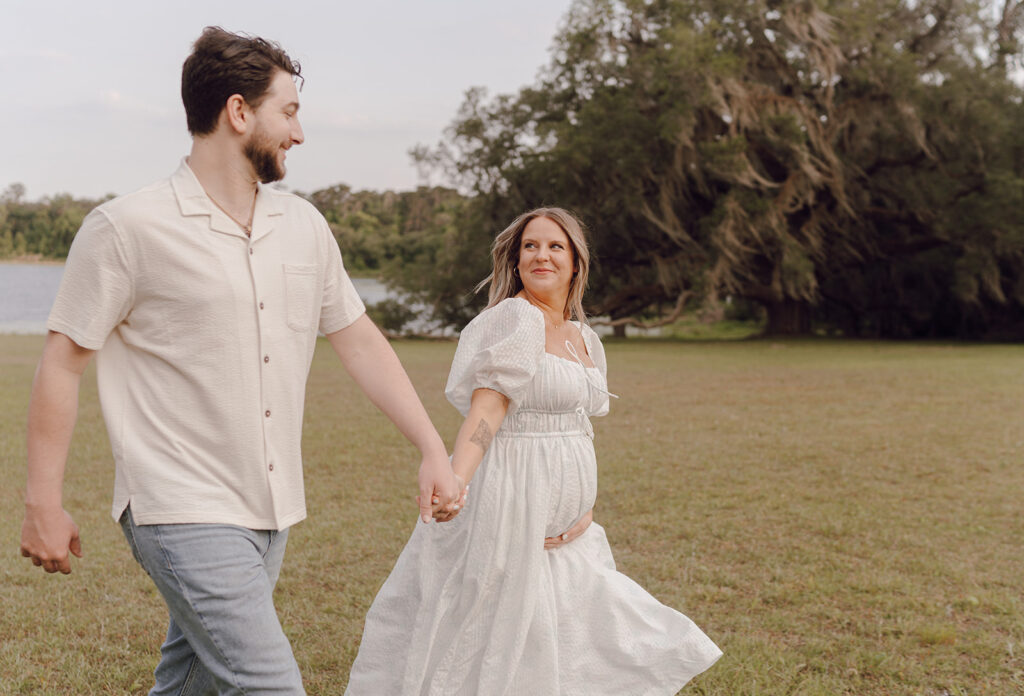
top-left (1, 0), bottom-right (574, 200)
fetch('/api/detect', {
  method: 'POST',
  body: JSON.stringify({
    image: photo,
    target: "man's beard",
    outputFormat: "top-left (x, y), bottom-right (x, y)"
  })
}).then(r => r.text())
top-left (244, 127), bottom-right (285, 184)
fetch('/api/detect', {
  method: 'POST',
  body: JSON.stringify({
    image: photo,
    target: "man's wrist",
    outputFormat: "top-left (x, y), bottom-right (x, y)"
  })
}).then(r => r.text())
top-left (24, 497), bottom-right (64, 513)
top-left (417, 438), bottom-right (448, 463)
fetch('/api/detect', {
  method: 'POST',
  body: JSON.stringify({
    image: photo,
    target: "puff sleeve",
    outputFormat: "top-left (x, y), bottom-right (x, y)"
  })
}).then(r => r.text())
top-left (445, 298), bottom-right (545, 417)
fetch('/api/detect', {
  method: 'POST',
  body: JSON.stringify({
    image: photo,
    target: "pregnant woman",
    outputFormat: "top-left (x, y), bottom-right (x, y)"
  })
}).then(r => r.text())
top-left (346, 208), bottom-right (721, 695)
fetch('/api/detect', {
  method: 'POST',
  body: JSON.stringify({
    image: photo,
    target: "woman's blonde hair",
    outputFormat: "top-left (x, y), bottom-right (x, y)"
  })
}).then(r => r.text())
top-left (476, 207), bottom-right (591, 323)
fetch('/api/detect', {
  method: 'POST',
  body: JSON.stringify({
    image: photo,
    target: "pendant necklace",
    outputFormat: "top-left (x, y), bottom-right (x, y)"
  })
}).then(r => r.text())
top-left (208, 189), bottom-right (257, 237)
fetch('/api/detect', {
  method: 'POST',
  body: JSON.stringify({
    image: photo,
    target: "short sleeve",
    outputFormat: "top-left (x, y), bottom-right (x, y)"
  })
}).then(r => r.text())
top-left (582, 323), bottom-right (611, 417)
top-left (317, 214), bottom-right (366, 334)
top-left (445, 298), bottom-right (545, 417)
top-left (47, 207), bottom-right (134, 350)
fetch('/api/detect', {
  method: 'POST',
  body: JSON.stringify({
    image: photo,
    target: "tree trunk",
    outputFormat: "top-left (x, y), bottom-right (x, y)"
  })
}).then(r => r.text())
top-left (764, 299), bottom-right (811, 336)
top-left (613, 324), bottom-right (627, 338)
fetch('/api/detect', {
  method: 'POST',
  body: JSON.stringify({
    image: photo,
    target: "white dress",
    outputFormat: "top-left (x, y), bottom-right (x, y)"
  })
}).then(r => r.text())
top-left (345, 298), bottom-right (721, 695)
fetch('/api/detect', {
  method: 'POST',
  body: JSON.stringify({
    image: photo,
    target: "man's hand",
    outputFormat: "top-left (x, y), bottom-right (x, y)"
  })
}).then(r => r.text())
top-left (544, 509), bottom-right (593, 550)
top-left (416, 453), bottom-right (462, 524)
top-left (20, 504), bottom-right (82, 574)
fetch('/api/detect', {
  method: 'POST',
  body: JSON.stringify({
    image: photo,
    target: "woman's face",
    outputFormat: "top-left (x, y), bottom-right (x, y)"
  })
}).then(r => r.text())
top-left (517, 216), bottom-right (576, 301)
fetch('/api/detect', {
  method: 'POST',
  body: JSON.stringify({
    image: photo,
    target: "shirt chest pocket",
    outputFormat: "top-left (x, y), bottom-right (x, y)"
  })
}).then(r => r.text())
top-left (282, 264), bottom-right (319, 332)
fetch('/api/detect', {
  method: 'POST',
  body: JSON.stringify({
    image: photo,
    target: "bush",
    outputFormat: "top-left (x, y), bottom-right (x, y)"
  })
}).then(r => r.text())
top-left (366, 298), bottom-right (420, 334)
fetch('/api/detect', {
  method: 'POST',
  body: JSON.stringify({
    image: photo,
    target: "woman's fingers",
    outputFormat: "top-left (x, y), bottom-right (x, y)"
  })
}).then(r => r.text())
top-left (544, 509), bottom-right (594, 549)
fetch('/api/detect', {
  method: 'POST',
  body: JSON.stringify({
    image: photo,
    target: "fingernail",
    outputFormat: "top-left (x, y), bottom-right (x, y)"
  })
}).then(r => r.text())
top-left (453, 505), bottom-right (460, 510)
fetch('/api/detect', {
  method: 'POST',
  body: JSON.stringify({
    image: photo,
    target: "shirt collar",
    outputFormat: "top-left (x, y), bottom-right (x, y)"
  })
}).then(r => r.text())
top-left (171, 157), bottom-right (283, 241)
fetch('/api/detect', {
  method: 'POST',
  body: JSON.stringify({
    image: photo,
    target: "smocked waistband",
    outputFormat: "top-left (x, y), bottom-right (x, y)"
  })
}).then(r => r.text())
top-left (497, 408), bottom-right (594, 438)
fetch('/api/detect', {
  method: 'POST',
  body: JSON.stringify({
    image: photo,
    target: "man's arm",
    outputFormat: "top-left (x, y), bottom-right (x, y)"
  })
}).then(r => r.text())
top-left (20, 331), bottom-right (94, 574)
top-left (326, 314), bottom-right (460, 523)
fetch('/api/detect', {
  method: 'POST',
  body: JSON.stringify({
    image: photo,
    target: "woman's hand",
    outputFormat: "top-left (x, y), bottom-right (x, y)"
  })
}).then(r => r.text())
top-left (544, 508), bottom-right (593, 550)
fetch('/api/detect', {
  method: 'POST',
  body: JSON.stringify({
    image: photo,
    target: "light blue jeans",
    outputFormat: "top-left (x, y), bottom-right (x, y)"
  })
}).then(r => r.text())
top-left (120, 506), bottom-right (305, 695)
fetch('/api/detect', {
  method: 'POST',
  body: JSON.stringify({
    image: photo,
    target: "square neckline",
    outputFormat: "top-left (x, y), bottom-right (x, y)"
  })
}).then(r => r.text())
top-left (508, 297), bottom-right (598, 369)
top-left (544, 351), bottom-right (600, 369)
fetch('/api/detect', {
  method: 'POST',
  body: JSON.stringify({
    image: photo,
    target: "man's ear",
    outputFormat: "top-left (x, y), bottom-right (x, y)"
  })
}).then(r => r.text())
top-left (223, 94), bottom-right (250, 135)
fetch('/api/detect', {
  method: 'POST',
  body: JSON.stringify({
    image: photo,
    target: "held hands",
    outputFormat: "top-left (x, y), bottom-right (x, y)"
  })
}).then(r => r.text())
top-left (431, 474), bottom-right (468, 523)
top-left (416, 453), bottom-right (463, 524)
top-left (20, 504), bottom-right (82, 574)
top-left (544, 508), bottom-right (593, 550)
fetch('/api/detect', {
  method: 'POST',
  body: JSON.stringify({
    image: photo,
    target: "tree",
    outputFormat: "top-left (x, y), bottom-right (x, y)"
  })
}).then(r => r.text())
top-left (410, 0), bottom-right (1024, 337)
top-left (301, 183), bottom-right (477, 327)
top-left (1, 183), bottom-right (26, 205)
top-left (813, 0), bottom-right (1024, 336)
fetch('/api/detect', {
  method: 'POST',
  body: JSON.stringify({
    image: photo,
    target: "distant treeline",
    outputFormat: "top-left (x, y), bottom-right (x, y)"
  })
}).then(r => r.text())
top-left (0, 184), bottom-right (110, 261)
top-left (5, 1), bottom-right (1024, 339)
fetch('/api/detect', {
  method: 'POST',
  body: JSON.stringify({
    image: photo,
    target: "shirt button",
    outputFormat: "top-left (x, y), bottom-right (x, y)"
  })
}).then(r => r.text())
top-left (259, 301), bottom-right (265, 310)
top-left (264, 355), bottom-right (270, 363)
top-left (249, 248), bottom-right (254, 255)
top-left (268, 463), bottom-right (275, 472)
top-left (265, 409), bottom-right (271, 418)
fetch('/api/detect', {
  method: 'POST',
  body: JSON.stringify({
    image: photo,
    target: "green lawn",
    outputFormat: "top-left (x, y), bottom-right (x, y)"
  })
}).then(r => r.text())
top-left (2, 334), bottom-right (1021, 695)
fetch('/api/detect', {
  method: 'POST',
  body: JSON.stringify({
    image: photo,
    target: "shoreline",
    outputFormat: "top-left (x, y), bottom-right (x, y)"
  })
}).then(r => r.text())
top-left (0, 255), bottom-right (65, 266)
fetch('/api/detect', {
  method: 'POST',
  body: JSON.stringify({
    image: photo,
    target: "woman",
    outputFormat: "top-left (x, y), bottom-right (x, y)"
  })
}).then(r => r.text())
top-left (346, 208), bottom-right (721, 695)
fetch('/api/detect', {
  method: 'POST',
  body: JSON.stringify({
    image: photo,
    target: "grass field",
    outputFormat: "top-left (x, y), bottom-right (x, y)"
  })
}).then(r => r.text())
top-left (1, 333), bottom-right (1022, 695)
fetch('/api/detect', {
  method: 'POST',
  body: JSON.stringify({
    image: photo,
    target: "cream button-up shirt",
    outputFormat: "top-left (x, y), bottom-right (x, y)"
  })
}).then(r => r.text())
top-left (48, 160), bottom-right (365, 529)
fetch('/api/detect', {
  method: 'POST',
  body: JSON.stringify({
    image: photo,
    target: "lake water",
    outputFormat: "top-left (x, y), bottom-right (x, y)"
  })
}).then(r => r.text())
top-left (0, 263), bottom-right (396, 335)
top-left (0, 264), bottom-right (623, 338)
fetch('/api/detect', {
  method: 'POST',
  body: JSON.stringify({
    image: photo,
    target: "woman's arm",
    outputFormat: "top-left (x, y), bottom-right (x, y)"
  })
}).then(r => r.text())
top-left (451, 388), bottom-right (510, 485)
top-left (429, 388), bottom-right (507, 523)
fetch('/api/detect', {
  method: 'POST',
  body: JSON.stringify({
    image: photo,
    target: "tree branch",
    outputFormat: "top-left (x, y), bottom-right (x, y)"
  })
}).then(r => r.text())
top-left (589, 290), bottom-right (692, 329)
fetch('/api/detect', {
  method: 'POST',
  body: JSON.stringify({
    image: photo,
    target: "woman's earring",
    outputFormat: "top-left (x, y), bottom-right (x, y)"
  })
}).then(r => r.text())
top-left (513, 267), bottom-right (520, 277)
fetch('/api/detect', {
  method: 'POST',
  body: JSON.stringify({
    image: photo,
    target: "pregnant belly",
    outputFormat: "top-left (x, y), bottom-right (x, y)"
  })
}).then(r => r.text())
top-left (544, 448), bottom-right (597, 538)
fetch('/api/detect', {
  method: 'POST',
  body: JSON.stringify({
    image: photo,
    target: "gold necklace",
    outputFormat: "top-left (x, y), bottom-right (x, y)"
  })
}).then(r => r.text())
top-left (208, 189), bottom-right (257, 236)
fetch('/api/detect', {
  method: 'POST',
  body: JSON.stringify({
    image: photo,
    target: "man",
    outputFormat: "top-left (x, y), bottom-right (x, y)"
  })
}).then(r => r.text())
top-left (19, 27), bottom-right (461, 694)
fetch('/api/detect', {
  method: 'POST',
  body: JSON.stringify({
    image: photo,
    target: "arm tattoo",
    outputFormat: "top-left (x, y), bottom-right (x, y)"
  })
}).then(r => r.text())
top-left (469, 418), bottom-right (494, 451)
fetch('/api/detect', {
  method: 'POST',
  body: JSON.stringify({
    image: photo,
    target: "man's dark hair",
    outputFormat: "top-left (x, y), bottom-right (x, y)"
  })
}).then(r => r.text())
top-left (181, 26), bottom-right (302, 136)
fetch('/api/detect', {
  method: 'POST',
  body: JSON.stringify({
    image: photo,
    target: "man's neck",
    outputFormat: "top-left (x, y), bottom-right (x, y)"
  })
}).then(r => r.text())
top-left (187, 139), bottom-right (259, 214)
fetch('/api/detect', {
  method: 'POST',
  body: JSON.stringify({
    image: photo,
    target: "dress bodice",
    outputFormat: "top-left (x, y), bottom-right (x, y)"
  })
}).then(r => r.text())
top-left (445, 297), bottom-right (611, 423)
top-left (501, 354), bottom-right (609, 438)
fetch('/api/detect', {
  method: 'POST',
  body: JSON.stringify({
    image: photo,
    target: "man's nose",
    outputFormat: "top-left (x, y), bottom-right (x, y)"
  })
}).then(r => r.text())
top-left (292, 118), bottom-right (305, 145)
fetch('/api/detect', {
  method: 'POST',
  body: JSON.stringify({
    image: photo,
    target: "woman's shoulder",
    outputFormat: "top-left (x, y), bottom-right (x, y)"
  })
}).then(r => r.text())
top-left (574, 320), bottom-right (604, 346)
top-left (465, 296), bottom-right (543, 335)
top-left (574, 320), bottom-right (607, 368)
